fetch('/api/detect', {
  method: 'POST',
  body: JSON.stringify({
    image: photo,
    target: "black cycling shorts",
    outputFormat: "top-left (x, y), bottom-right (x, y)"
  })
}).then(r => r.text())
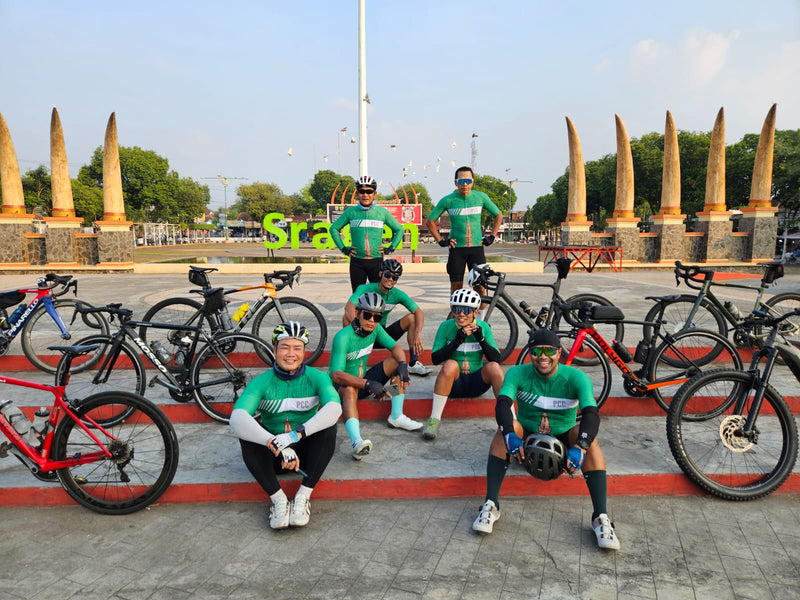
top-left (447, 246), bottom-right (487, 283)
top-left (449, 368), bottom-right (491, 399)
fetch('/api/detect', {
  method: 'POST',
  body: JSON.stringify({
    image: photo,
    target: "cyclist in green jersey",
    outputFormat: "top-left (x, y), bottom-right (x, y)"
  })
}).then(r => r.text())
top-left (331, 175), bottom-right (405, 292)
top-left (424, 288), bottom-right (504, 440)
top-left (425, 166), bottom-right (504, 296)
top-left (229, 322), bottom-right (341, 530)
top-left (343, 258), bottom-right (430, 376)
top-left (330, 292), bottom-right (421, 460)
top-left (472, 328), bottom-right (620, 550)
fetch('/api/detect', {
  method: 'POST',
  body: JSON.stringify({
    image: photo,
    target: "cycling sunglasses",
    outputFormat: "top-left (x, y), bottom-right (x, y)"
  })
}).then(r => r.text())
top-left (530, 346), bottom-right (558, 357)
top-left (360, 310), bottom-right (383, 322)
top-left (451, 305), bottom-right (475, 315)
top-left (357, 188), bottom-right (375, 194)
top-left (455, 178), bottom-right (473, 185)
top-left (382, 272), bottom-right (400, 281)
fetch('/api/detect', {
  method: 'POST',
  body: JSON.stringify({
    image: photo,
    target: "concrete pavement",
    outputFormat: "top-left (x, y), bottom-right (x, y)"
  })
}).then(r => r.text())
top-left (1, 266), bottom-right (800, 598)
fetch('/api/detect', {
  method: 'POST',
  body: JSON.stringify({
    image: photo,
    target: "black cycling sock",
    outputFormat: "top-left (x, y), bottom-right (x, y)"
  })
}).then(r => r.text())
top-left (584, 470), bottom-right (608, 519)
top-left (485, 455), bottom-right (509, 507)
top-left (409, 348), bottom-right (419, 364)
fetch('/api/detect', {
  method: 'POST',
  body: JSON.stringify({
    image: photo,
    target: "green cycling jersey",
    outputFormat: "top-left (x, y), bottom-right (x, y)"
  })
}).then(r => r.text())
top-left (348, 283), bottom-right (418, 327)
top-left (428, 190), bottom-right (500, 247)
top-left (431, 318), bottom-right (497, 372)
top-left (499, 363), bottom-right (596, 437)
top-left (329, 322), bottom-right (397, 378)
top-left (330, 204), bottom-right (404, 259)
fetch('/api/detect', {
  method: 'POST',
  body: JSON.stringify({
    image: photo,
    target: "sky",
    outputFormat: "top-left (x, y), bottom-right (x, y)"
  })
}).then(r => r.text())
top-left (1, 1), bottom-right (798, 213)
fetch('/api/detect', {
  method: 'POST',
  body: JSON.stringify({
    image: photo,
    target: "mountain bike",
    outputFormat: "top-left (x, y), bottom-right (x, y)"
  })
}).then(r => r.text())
top-left (0, 345), bottom-right (178, 514)
top-left (516, 300), bottom-right (743, 417)
top-left (139, 265), bottom-right (326, 365)
top-left (63, 286), bottom-right (274, 424)
top-left (469, 258), bottom-right (623, 364)
top-left (0, 273), bottom-right (107, 373)
top-left (643, 260), bottom-right (800, 353)
top-left (666, 308), bottom-right (800, 500)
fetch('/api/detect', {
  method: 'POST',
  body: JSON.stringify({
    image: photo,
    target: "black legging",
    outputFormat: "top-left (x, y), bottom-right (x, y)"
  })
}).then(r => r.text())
top-left (239, 425), bottom-right (337, 495)
top-left (349, 257), bottom-right (383, 292)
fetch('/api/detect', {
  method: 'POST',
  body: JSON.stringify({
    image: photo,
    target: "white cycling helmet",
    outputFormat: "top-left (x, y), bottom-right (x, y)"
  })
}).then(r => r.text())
top-left (356, 175), bottom-right (377, 190)
top-left (356, 291), bottom-right (385, 313)
top-left (272, 321), bottom-right (310, 346)
top-left (467, 263), bottom-right (490, 287)
top-left (450, 288), bottom-right (481, 309)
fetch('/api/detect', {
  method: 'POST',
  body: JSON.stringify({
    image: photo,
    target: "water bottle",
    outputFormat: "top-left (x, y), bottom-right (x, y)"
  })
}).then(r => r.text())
top-left (519, 301), bottom-right (537, 319)
top-left (232, 303), bottom-right (250, 322)
top-left (612, 340), bottom-right (633, 362)
top-left (0, 308), bottom-right (8, 328)
top-left (27, 407), bottom-right (50, 448)
top-left (534, 306), bottom-right (550, 328)
top-left (0, 399), bottom-right (33, 436)
top-left (8, 304), bottom-right (27, 325)
top-left (173, 336), bottom-right (192, 366)
top-left (723, 301), bottom-right (741, 320)
top-left (220, 306), bottom-right (234, 330)
top-left (149, 340), bottom-right (173, 364)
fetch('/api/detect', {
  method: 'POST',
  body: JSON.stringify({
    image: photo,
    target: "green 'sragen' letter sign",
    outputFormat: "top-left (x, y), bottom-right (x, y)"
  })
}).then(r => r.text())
top-left (262, 212), bottom-right (419, 251)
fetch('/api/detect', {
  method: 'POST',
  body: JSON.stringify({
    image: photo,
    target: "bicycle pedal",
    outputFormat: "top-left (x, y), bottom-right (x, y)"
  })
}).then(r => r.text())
top-left (148, 376), bottom-right (159, 388)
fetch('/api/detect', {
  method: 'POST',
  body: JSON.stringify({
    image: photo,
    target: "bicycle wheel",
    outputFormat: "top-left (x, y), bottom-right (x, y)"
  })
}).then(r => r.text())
top-left (647, 329), bottom-right (742, 417)
top-left (52, 391), bottom-right (179, 514)
top-left (251, 297), bottom-right (327, 365)
top-left (558, 293), bottom-right (625, 348)
top-left (191, 332), bottom-right (274, 423)
top-left (21, 299), bottom-right (109, 374)
top-left (480, 298), bottom-right (518, 364)
top-left (516, 332), bottom-right (611, 411)
top-left (763, 293), bottom-right (800, 349)
top-left (58, 335), bottom-right (147, 414)
top-left (666, 369), bottom-right (798, 501)
top-left (643, 295), bottom-right (726, 341)
top-left (139, 297), bottom-right (205, 352)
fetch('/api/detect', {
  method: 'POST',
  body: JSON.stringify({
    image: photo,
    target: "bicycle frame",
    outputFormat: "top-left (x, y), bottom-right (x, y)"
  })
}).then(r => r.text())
top-left (481, 271), bottom-right (563, 331)
top-left (0, 375), bottom-right (115, 475)
top-left (678, 276), bottom-right (772, 333)
top-left (225, 282), bottom-right (278, 333)
top-left (1, 286), bottom-right (72, 342)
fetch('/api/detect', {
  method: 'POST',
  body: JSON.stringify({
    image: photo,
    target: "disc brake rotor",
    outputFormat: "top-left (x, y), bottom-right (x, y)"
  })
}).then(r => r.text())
top-left (719, 415), bottom-right (755, 452)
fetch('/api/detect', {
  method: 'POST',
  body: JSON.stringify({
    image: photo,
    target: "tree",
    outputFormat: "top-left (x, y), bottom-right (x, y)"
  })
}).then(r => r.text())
top-left (308, 170), bottom-right (356, 211)
top-left (472, 173), bottom-right (516, 227)
top-left (233, 182), bottom-right (292, 223)
top-left (21, 165), bottom-right (52, 214)
top-left (71, 178), bottom-right (104, 225)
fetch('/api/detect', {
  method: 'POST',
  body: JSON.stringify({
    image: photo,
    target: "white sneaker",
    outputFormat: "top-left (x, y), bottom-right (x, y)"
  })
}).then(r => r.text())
top-left (289, 497), bottom-right (311, 527)
top-left (472, 499), bottom-right (500, 534)
top-left (388, 414), bottom-right (424, 431)
top-left (408, 361), bottom-right (430, 376)
top-left (268, 501), bottom-right (290, 530)
top-left (351, 439), bottom-right (372, 460)
top-left (592, 513), bottom-right (620, 550)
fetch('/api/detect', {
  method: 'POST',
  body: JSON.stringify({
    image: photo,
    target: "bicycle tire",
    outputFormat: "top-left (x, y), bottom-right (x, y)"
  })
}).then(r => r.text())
top-left (191, 332), bottom-right (274, 423)
top-left (21, 299), bottom-right (109, 374)
top-left (251, 297), bottom-right (327, 366)
top-left (516, 332), bottom-right (611, 411)
top-left (56, 335), bottom-right (147, 424)
top-left (557, 293), bottom-right (625, 348)
top-left (643, 295), bottom-right (726, 342)
top-left (666, 369), bottom-right (798, 501)
top-left (52, 391), bottom-right (179, 514)
top-left (479, 297), bottom-right (518, 364)
top-left (647, 329), bottom-right (742, 417)
top-left (139, 297), bottom-right (206, 352)
top-left (762, 293), bottom-right (800, 350)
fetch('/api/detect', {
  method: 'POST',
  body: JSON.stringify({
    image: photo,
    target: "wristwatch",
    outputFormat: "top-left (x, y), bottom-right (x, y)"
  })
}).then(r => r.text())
top-left (576, 433), bottom-right (591, 451)
top-left (296, 424), bottom-right (306, 439)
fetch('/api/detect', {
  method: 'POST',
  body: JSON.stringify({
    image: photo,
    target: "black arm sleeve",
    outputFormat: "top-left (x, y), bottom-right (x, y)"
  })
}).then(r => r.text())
top-left (431, 330), bottom-right (466, 365)
top-left (495, 395), bottom-right (515, 434)
top-left (480, 339), bottom-right (501, 363)
top-left (577, 405), bottom-right (600, 446)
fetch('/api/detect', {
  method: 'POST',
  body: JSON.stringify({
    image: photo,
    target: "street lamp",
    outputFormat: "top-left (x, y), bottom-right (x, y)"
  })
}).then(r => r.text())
top-left (202, 175), bottom-right (247, 241)
top-left (505, 178), bottom-right (533, 242)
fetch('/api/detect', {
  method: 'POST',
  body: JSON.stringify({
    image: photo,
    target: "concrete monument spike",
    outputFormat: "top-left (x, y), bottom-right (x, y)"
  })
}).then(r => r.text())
top-left (45, 107), bottom-right (84, 266)
top-left (651, 110), bottom-right (687, 263)
top-left (0, 112), bottom-right (35, 266)
top-left (560, 116), bottom-right (592, 245)
top-left (605, 114), bottom-right (641, 261)
top-left (740, 103), bottom-right (779, 261)
top-left (95, 112), bottom-right (134, 266)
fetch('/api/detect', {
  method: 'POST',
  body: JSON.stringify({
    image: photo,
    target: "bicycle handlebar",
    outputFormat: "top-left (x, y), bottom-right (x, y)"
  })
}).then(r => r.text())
top-left (264, 265), bottom-right (302, 291)
top-left (737, 307), bottom-right (800, 332)
top-left (673, 261), bottom-right (714, 290)
top-left (35, 273), bottom-right (76, 297)
top-left (73, 301), bottom-right (133, 322)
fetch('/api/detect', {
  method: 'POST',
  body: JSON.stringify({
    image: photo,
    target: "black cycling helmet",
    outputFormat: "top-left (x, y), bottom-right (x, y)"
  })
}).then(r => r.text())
top-left (381, 258), bottom-right (403, 277)
top-left (523, 434), bottom-right (566, 481)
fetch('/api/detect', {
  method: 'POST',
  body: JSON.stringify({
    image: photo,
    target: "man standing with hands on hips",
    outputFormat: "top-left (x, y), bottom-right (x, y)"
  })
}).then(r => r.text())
top-left (424, 166), bottom-right (504, 296)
